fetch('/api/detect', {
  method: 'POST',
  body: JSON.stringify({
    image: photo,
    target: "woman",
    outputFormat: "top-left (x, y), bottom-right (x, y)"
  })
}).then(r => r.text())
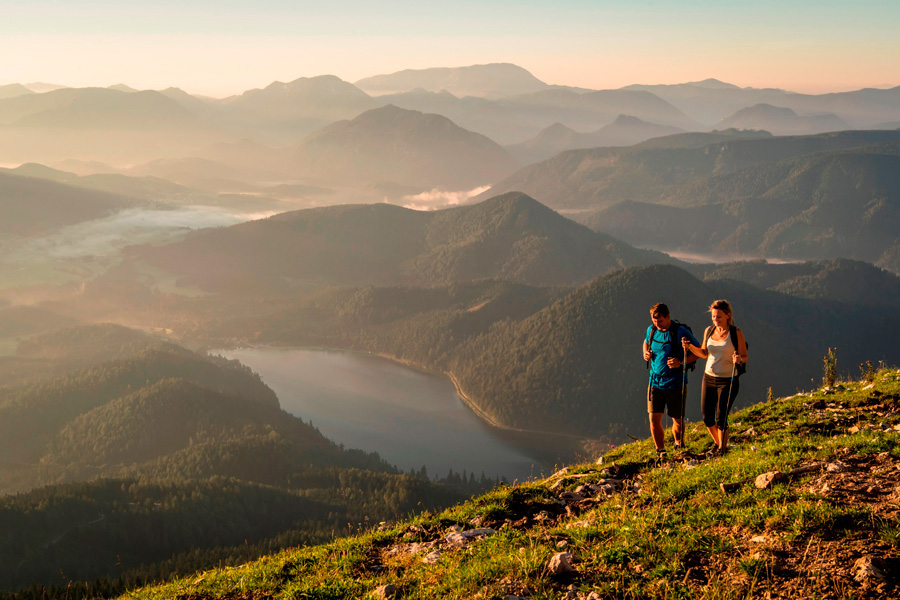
top-left (682, 299), bottom-right (748, 455)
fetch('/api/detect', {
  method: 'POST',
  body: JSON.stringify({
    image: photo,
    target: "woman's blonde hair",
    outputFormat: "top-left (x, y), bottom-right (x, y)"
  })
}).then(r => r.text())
top-left (709, 299), bottom-right (734, 326)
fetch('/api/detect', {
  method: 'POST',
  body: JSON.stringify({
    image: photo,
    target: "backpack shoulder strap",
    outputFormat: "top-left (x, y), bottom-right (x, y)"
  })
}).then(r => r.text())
top-left (703, 325), bottom-right (714, 346)
top-left (729, 325), bottom-right (739, 350)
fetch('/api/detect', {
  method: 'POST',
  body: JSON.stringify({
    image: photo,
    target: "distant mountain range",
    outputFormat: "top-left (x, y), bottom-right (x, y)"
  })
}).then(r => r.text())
top-left (355, 63), bottom-right (551, 99)
top-left (486, 130), bottom-right (900, 270)
top-left (2, 64), bottom-right (897, 184)
top-left (624, 80), bottom-right (900, 127)
top-left (507, 115), bottom-right (685, 164)
top-left (713, 103), bottom-right (850, 135)
top-left (290, 104), bottom-right (520, 190)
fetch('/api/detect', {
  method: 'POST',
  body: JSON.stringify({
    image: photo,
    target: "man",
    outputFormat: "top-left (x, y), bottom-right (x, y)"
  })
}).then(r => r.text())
top-left (641, 303), bottom-right (699, 457)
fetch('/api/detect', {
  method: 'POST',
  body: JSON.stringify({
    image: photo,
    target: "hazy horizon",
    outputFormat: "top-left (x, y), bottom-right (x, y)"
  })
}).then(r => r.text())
top-left (2, 0), bottom-right (898, 97)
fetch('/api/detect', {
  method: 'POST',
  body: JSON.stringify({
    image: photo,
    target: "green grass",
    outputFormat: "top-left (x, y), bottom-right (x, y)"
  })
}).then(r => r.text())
top-left (121, 369), bottom-right (900, 599)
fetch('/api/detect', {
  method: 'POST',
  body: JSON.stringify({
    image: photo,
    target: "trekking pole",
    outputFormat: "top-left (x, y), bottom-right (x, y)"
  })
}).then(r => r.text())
top-left (680, 355), bottom-right (687, 446)
top-left (723, 360), bottom-right (737, 433)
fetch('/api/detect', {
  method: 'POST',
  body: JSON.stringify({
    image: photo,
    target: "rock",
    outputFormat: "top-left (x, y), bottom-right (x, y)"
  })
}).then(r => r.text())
top-left (596, 456), bottom-right (604, 465)
top-left (445, 532), bottom-right (468, 547)
top-left (560, 491), bottom-right (584, 503)
top-left (826, 462), bottom-right (847, 472)
top-left (848, 425), bottom-right (861, 434)
top-left (422, 550), bottom-right (441, 564)
top-left (586, 593), bottom-right (602, 600)
top-left (557, 540), bottom-right (568, 548)
top-left (755, 471), bottom-right (784, 489)
top-left (854, 556), bottom-right (887, 583)
top-left (820, 483), bottom-right (833, 495)
top-left (373, 584), bottom-right (399, 599)
top-left (565, 520), bottom-right (591, 529)
top-left (444, 527), bottom-right (496, 547)
top-left (446, 524), bottom-right (462, 533)
top-left (750, 535), bottom-right (767, 543)
top-left (548, 552), bottom-right (577, 575)
top-left (744, 427), bottom-right (758, 436)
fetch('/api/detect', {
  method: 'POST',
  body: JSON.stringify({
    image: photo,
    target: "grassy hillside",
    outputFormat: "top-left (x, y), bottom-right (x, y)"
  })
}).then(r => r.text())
top-left (118, 367), bottom-right (900, 599)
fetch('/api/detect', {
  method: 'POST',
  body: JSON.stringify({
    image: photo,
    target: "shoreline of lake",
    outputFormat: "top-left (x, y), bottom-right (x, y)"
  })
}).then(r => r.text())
top-left (213, 346), bottom-right (584, 481)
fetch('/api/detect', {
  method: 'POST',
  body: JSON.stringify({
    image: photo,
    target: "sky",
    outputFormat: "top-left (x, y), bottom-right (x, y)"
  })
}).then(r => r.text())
top-left (2, 0), bottom-right (898, 97)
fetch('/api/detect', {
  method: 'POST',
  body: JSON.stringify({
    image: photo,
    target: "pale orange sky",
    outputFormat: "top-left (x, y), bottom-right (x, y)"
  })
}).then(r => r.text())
top-left (2, 1), bottom-right (897, 96)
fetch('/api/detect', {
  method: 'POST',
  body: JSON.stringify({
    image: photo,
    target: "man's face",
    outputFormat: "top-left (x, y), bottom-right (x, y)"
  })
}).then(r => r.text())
top-left (651, 312), bottom-right (672, 331)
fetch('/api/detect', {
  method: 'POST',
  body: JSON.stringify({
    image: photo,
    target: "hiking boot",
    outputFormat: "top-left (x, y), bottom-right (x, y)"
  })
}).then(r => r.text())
top-left (718, 445), bottom-right (729, 456)
top-left (673, 443), bottom-right (684, 453)
top-left (655, 448), bottom-right (667, 461)
top-left (705, 445), bottom-right (720, 458)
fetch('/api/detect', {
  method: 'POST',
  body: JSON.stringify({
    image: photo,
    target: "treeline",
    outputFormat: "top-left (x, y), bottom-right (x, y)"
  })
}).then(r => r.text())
top-left (0, 468), bottom-right (499, 597)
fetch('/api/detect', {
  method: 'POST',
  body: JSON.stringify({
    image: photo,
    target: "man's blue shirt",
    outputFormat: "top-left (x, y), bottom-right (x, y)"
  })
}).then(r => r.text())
top-left (645, 324), bottom-right (700, 390)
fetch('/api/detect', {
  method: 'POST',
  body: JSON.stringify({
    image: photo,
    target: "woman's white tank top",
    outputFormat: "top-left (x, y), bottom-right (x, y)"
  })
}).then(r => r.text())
top-left (705, 330), bottom-right (736, 378)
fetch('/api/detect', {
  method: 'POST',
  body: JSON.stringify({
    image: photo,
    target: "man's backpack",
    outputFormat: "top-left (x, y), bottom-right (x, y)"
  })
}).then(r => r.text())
top-left (649, 321), bottom-right (697, 371)
top-left (703, 325), bottom-right (748, 376)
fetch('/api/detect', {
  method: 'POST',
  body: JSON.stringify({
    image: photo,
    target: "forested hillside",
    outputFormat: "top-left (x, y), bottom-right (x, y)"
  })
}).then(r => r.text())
top-left (0, 324), bottom-right (496, 597)
top-left (128, 192), bottom-right (672, 292)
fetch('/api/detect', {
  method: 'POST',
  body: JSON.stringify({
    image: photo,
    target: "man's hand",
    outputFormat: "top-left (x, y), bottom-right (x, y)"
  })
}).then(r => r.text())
top-left (666, 357), bottom-right (682, 368)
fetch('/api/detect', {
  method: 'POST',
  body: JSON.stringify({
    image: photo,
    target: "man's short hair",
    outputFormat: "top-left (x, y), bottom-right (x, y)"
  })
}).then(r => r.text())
top-left (650, 303), bottom-right (669, 317)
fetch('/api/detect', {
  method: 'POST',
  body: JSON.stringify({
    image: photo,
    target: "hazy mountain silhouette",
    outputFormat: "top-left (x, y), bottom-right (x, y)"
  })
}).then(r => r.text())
top-left (690, 258), bottom-right (900, 309)
top-left (0, 170), bottom-right (148, 235)
top-left (1, 88), bottom-right (199, 129)
top-left (126, 157), bottom-right (290, 193)
top-left (5, 162), bottom-right (215, 204)
top-left (373, 88), bottom-right (535, 145)
top-left (132, 192), bottom-right (672, 291)
top-left (24, 82), bottom-right (67, 93)
top-left (484, 129), bottom-right (900, 211)
top-left (355, 63), bottom-right (549, 99)
top-left (578, 143), bottom-right (900, 270)
top-left (497, 88), bottom-right (701, 132)
top-left (624, 81), bottom-right (900, 128)
top-left (0, 84), bottom-right (33, 100)
top-left (507, 115), bottom-right (685, 164)
top-left (290, 104), bottom-right (520, 190)
top-left (714, 103), bottom-right (850, 135)
top-left (222, 74), bottom-right (377, 136)
top-left (108, 83), bottom-right (139, 93)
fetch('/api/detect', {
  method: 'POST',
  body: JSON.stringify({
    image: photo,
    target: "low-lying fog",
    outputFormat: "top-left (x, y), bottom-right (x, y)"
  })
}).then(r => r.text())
top-left (10, 206), bottom-right (273, 261)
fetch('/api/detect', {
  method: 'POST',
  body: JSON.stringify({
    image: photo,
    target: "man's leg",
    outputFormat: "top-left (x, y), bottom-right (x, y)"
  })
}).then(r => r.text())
top-left (649, 412), bottom-right (665, 450)
top-left (672, 418), bottom-right (684, 447)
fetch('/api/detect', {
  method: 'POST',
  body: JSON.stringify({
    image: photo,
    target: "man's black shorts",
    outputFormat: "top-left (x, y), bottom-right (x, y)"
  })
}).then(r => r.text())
top-left (648, 386), bottom-right (684, 418)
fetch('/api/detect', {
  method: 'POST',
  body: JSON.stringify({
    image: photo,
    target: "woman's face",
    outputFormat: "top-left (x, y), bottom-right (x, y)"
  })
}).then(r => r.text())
top-left (711, 308), bottom-right (730, 329)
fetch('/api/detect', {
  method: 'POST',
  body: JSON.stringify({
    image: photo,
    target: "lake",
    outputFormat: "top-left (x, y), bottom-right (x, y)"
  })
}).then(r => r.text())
top-left (216, 347), bottom-right (585, 482)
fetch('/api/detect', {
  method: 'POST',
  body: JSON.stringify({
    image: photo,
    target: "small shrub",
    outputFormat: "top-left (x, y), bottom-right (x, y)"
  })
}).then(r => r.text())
top-left (859, 360), bottom-right (877, 382)
top-left (822, 347), bottom-right (837, 387)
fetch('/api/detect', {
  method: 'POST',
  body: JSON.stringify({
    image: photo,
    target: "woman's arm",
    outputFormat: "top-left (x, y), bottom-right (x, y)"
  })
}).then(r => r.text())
top-left (682, 327), bottom-right (709, 359)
